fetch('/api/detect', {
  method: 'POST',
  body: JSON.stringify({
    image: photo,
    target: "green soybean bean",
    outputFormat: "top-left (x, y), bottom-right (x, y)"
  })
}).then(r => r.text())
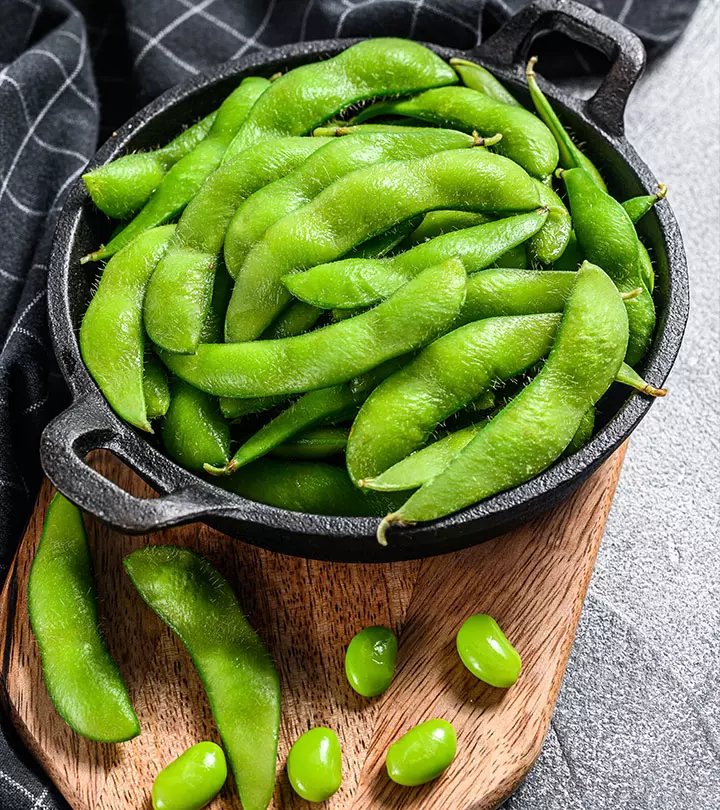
top-left (386, 719), bottom-right (457, 787)
top-left (287, 727), bottom-right (342, 802)
top-left (152, 742), bottom-right (227, 810)
top-left (377, 262), bottom-right (628, 538)
top-left (218, 459), bottom-right (403, 517)
top-left (124, 547), bottom-right (279, 810)
top-left (224, 128), bottom-right (481, 275)
top-left (144, 137), bottom-right (326, 354)
top-left (528, 178), bottom-right (571, 264)
top-left (223, 38), bottom-right (457, 161)
top-left (82, 78), bottom-right (270, 263)
top-left (28, 494), bottom-right (139, 742)
top-left (622, 184), bottom-right (667, 223)
top-left (526, 57), bottom-right (607, 191)
top-left (562, 167), bottom-right (656, 365)
top-left (163, 260), bottom-right (466, 399)
top-left (456, 614), bottom-right (521, 688)
top-left (363, 423), bottom-right (487, 492)
top-left (83, 113), bottom-right (216, 219)
top-left (449, 57), bottom-right (521, 106)
top-left (348, 313), bottom-right (561, 485)
top-left (143, 353), bottom-right (171, 419)
top-left (228, 149), bottom-right (540, 342)
top-left (270, 427), bottom-right (348, 460)
top-left (161, 380), bottom-right (230, 471)
top-left (284, 210), bottom-right (547, 311)
top-left (211, 358), bottom-right (407, 473)
top-left (80, 225), bottom-right (175, 432)
top-left (352, 86), bottom-right (558, 179)
top-left (345, 626), bottom-right (398, 697)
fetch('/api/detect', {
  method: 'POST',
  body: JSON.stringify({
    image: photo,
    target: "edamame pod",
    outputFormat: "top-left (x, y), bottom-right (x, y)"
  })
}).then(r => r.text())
top-left (223, 38), bottom-right (457, 160)
top-left (562, 167), bottom-right (656, 365)
top-left (637, 241), bottom-right (655, 294)
top-left (352, 86), bottom-right (559, 178)
top-left (348, 313), bottom-right (561, 485)
top-left (526, 57), bottom-right (607, 191)
top-left (80, 225), bottom-right (175, 431)
top-left (622, 184), bottom-right (667, 223)
top-left (449, 58), bottom-right (521, 106)
top-left (224, 128), bottom-right (482, 275)
top-left (271, 427), bottom-right (349, 460)
top-left (554, 229), bottom-right (583, 270)
top-left (143, 353), bottom-right (171, 419)
top-left (145, 137), bottom-right (326, 354)
top-left (378, 262), bottom-right (628, 538)
top-left (615, 362), bottom-right (667, 397)
top-left (261, 301), bottom-right (322, 340)
top-left (218, 459), bottom-right (404, 516)
top-left (284, 210), bottom-right (547, 311)
top-left (29, 494), bottom-right (139, 742)
top-left (401, 210), bottom-right (491, 247)
top-left (124, 547), bottom-right (279, 810)
top-left (347, 219), bottom-right (421, 259)
top-left (83, 77), bottom-right (270, 262)
top-left (228, 149), bottom-right (540, 342)
top-left (152, 742), bottom-right (227, 810)
top-left (163, 260), bottom-right (466, 399)
top-left (82, 112), bottom-right (216, 219)
top-left (528, 178), bottom-right (571, 264)
top-left (566, 406), bottom-right (595, 454)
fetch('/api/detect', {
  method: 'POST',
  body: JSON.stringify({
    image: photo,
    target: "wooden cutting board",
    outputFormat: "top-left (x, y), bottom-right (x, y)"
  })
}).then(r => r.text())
top-left (0, 445), bottom-right (626, 810)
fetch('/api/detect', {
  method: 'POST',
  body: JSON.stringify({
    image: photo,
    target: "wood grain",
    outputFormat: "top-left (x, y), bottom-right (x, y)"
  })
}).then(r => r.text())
top-left (0, 445), bottom-right (626, 810)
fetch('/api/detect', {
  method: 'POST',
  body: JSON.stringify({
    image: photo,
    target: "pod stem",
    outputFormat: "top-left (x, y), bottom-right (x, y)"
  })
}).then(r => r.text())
top-left (473, 131), bottom-right (503, 148)
top-left (203, 461), bottom-right (236, 477)
top-left (376, 514), bottom-right (411, 546)
top-left (655, 183), bottom-right (668, 201)
top-left (621, 287), bottom-right (643, 301)
top-left (80, 248), bottom-right (105, 265)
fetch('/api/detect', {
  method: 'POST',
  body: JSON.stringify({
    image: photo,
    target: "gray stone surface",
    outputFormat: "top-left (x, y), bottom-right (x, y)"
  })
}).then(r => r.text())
top-left (505, 1), bottom-right (720, 807)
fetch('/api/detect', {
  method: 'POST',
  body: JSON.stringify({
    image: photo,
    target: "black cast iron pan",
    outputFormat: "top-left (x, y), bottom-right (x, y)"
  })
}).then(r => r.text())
top-left (41, 0), bottom-right (689, 562)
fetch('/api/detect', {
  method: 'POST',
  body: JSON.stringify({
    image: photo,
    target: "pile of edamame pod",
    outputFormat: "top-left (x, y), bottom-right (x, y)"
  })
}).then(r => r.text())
top-left (80, 39), bottom-right (667, 543)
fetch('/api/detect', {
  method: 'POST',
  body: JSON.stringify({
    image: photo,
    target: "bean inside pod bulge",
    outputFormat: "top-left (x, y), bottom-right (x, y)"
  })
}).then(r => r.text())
top-left (345, 625), bottom-right (398, 697)
top-left (287, 727), bottom-right (343, 802)
top-left (456, 614), bottom-right (522, 688)
top-left (152, 741), bottom-right (227, 810)
top-left (386, 719), bottom-right (457, 787)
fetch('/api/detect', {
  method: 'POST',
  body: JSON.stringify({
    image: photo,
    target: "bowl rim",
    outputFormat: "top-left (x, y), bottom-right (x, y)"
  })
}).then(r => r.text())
top-left (44, 37), bottom-right (689, 557)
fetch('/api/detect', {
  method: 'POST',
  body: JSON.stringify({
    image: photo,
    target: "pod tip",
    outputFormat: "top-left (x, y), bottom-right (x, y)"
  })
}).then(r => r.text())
top-left (527, 55), bottom-right (538, 78)
top-left (656, 183), bottom-right (668, 201)
top-left (621, 287), bottom-right (643, 301)
top-left (376, 514), bottom-right (410, 546)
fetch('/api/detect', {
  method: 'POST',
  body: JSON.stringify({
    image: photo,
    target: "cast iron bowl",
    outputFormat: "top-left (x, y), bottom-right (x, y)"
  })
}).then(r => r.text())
top-left (41, 0), bottom-right (688, 562)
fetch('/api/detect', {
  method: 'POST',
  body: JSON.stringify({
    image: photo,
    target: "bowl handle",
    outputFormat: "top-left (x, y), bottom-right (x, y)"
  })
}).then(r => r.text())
top-left (40, 393), bottom-right (231, 534)
top-left (471, 0), bottom-right (646, 137)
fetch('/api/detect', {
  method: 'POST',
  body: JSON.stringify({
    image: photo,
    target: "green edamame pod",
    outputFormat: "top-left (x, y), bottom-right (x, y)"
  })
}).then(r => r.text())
top-left (622, 184), bottom-right (667, 223)
top-left (348, 313), bottom-right (561, 485)
top-left (553, 229), bottom-right (583, 270)
top-left (124, 547), bottom-right (279, 810)
top-left (492, 242), bottom-right (529, 268)
top-left (224, 128), bottom-right (482, 275)
top-left (286, 728), bottom-right (342, 802)
top-left (284, 210), bottom-right (547, 311)
top-left (227, 149), bottom-right (541, 342)
top-left (163, 260), bottom-right (466, 399)
top-left (152, 742), bottom-right (227, 810)
top-left (346, 219), bottom-right (421, 259)
top-left (353, 86), bottom-right (559, 179)
top-left (615, 362), bottom-right (667, 397)
top-left (218, 459), bottom-right (403, 517)
top-left (143, 353), bottom-right (171, 420)
top-left (363, 423), bottom-right (488, 492)
top-left (82, 78), bottom-right (270, 263)
top-left (144, 137), bottom-right (326, 354)
top-left (378, 262), bottom-right (628, 538)
top-left (261, 301), bottom-right (322, 340)
top-left (456, 614), bottom-right (522, 687)
top-left (637, 241), bottom-right (655, 294)
top-left (401, 210), bottom-right (491, 247)
top-left (449, 58), bottom-right (521, 106)
top-left (562, 167), bottom-right (656, 365)
top-left (528, 178), bottom-right (571, 264)
top-left (80, 225), bottom-right (175, 432)
top-left (566, 407), bottom-right (595, 454)
top-left (211, 358), bottom-right (407, 474)
top-left (345, 626), bottom-right (398, 697)
top-left (526, 57), bottom-right (607, 191)
top-left (29, 494), bottom-right (139, 742)
top-left (82, 113), bottom-right (216, 219)
top-left (161, 380), bottom-right (230, 471)
top-left (386, 719), bottom-right (457, 786)
top-left (223, 38), bottom-right (457, 160)
top-left (271, 427), bottom-right (348, 460)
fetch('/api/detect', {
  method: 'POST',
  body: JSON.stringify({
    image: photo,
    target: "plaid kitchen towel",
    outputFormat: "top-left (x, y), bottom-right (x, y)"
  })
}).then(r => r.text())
top-left (0, 0), bottom-right (701, 807)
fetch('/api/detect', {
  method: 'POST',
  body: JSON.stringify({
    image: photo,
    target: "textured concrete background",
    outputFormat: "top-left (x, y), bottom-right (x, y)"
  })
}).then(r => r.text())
top-left (505, 1), bottom-right (720, 807)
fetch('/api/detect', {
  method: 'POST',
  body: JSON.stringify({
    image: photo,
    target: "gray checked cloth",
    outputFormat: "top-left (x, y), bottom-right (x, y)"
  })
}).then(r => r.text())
top-left (0, 1), bottom-right (715, 808)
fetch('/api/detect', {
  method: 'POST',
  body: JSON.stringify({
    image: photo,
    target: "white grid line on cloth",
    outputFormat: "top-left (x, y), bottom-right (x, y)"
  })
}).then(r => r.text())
top-left (0, 28), bottom-right (87, 208)
top-left (128, 25), bottom-right (200, 75)
top-left (0, 266), bottom-right (24, 283)
top-left (15, 326), bottom-right (47, 349)
top-left (229, 0), bottom-right (278, 60)
top-left (1, 289), bottom-right (45, 356)
top-left (30, 787), bottom-right (48, 809)
top-left (48, 165), bottom-right (88, 214)
top-left (30, 45), bottom-right (97, 110)
top-left (175, 0), bottom-right (270, 50)
top-left (23, 393), bottom-right (50, 415)
top-left (336, 0), bottom-right (477, 36)
top-left (11, 0), bottom-right (40, 11)
top-left (618, 0), bottom-right (636, 23)
top-left (0, 771), bottom-right (41, 804)
top-left (299, 0), bottom-right (316, 42)
top-left (409, 0), bottom-right (426, 37)
top-left (4, 187), bottom-right (46, 217)
top-left (133, 0), bottom-right (218, 69)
